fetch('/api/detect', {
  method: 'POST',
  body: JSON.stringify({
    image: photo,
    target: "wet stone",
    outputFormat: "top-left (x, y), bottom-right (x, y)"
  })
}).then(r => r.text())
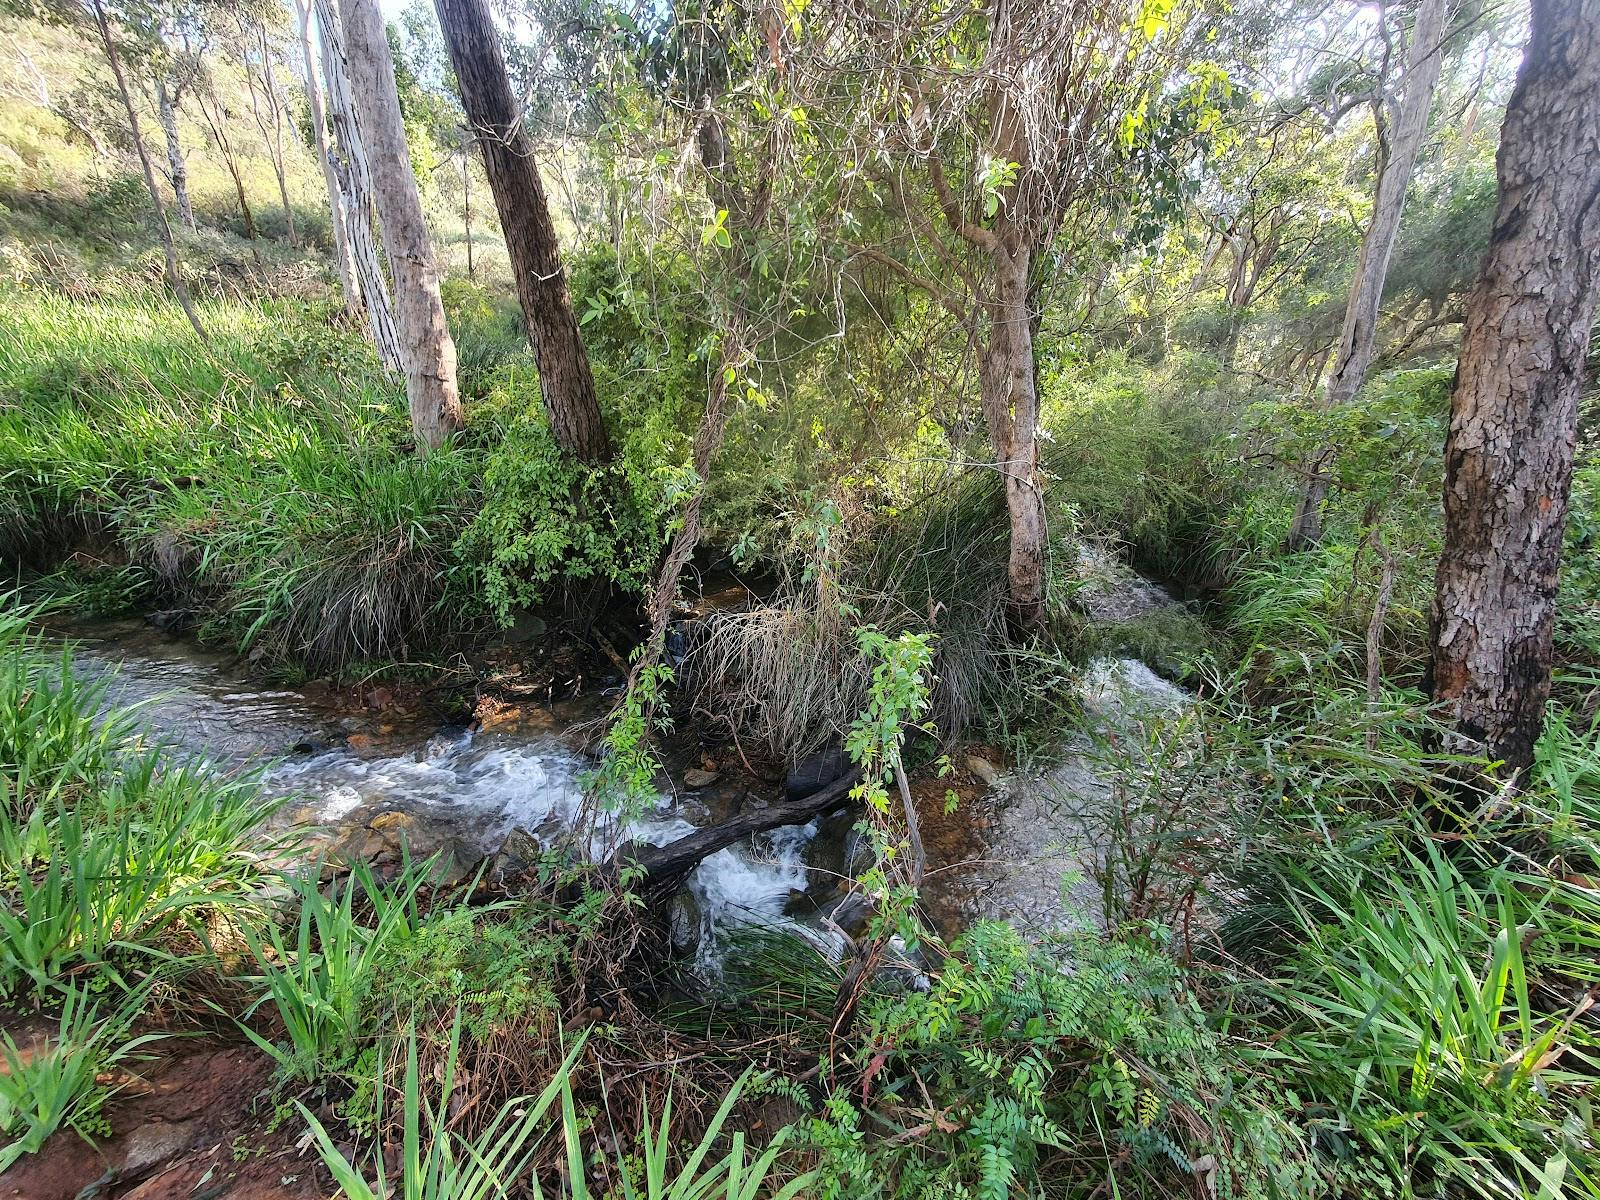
top-left (120, 1119), bottom-right (202, 1175)
top-left (965, 755), bottom-right (1003, 787)
top-left (785, 743), bottom-right (850, 799)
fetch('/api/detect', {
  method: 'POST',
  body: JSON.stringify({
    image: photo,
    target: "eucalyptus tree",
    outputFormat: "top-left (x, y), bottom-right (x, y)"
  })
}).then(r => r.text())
top-left (615, 0), bottom-right (793, 663)
top-left (1187, 112), bottom-right (1353, 375)
top-left (182, 16), bottom-right (258, 240)
top-left (240, 15), bottom-right (296, 245)
top-left (1429, 0), bottom-right (1600, 781)
top-left (793, 0), bottom-right (1240, 631)
top-left (1284, 0), bottom-right (1452, 550)
top-left (4, 0), bottom-right (207, 337)
top-left (9, 45), bottom-right (114, 159)
top-left (151, 64), bottom-right (193, 229)
top-left (499, 0), bottom-right (833, 658)
top-left (431, 0), bottom-right (612, 463)
top-left (292, 0), bottom-right (363, 321)
top-left (336, 0), bottom-right (462, 448)
top-left (313, 0), bottom-right (402, 371)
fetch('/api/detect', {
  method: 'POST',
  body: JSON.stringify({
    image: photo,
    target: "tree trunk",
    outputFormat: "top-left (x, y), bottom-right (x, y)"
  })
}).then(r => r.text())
top-left (979, 245), bottom-right (1048, 633)
top-left (195, 82), bottom-right (259, 242)
top-left (153, 76), bottom-right (195, 231)
top-left (1285, 0), bottom-right (1449, 551)
top-left (431, 0), bottom-right (611, 464)
top-left (336, 0), bottom-right (462, 449)
top-left (314, 0), bottom-right (403, 373)
top-left (249, 26), bottom-right (297, 247)
top-left (88, 0), bottom-right (206, 342)
top-left (18, 48), bottom-right (111, 159)
top-left (462, 151), bottom-right (473, 280)
top-left (631, 330), bottom-right (739, 689)
top-left (1429, 0), bottom-right (1600, 781)
top-left (295, 0), bottom-right (363, 322)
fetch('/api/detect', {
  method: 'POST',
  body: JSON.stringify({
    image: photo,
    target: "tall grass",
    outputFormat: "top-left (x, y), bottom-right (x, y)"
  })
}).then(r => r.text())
top-left (237, 856), bottom-right (436, 1085)
top-left (0, 291), bottom-right (481, 670)
top-left (0, 600), bottom-right (282, 995)
top-left (684, 476), bottom-right (1077, 756)
top-left (300, 1018), bottom-right (810, 1200)
top-left (0, 980), bottom-right (164, 1171)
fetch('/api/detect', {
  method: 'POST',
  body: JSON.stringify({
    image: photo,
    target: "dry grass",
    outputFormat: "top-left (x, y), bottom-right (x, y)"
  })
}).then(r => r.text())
top-left (682, 474), bottom-right (1076, 757)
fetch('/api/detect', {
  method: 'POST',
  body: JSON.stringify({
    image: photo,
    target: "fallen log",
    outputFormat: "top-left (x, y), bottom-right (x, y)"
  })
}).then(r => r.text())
top-left (621, 768), bottom-right (860, 887)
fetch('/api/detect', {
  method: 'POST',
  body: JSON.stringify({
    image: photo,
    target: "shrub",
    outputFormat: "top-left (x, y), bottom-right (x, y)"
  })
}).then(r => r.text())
top-left (683, 478), bottom-right (1079, 759)
top-left (457, 383), bottom-right (687, 626)
top-left (801, 921), bottom-right (1325, 1200)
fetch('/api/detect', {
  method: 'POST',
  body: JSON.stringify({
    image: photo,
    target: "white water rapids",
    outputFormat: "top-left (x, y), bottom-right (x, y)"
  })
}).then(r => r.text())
top-left (54, 543), bottom-right (1197, 965)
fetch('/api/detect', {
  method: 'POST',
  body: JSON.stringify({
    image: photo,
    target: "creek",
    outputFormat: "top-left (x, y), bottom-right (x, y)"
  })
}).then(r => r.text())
top-left (50, 550), bottom-right (1194, 971)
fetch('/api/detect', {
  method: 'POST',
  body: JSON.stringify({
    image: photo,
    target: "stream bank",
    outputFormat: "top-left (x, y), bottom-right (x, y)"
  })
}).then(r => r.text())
top-left (3, 541), bottom-right (1206, 1199)
top-left (46, 538), bottom-right (1201, 955)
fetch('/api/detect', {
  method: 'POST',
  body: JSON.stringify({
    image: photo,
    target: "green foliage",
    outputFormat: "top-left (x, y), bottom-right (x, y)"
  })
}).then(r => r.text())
top-left (0, 980), bottom-right (164, 1171)
top-left (457, 380), bottom-right (687, 625)
top-left (687, 478), bottom-right (1079, 760)
top-left (236, 857), bottom-right (434, 1085)
top-left (1038, 350), bottom-right (1224, 564)
top-left (587, 659), bottom-right (676, 827)
top-left (0, 601), bottom-right (135, 816)
top-left (364, 902), bottom-right (565, 1045)
top-left (804, 922), bottom-right (1319, 1200)
top-left (300, 1017), bottom-right (582, 1200)
top-left (846, 626), bottom-right (935, 932)
top-left (302, 1019), bottom-right (810, 1200)
top-left (1220, 750), bottom-right (1600, 1200)
top-left (0, 603), bottom-right (281, 996)
top-left (554, 1066), bottom-right (811, 1200)
top-left (0, 292), bottom-right (481, 671)
top-left (1214, 366), bottom-right (1453, 692)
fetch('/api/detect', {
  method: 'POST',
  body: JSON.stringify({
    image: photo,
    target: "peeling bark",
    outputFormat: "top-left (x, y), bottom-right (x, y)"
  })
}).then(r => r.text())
top-left (978, 241), bottom-right (1048, 633)
top-left (1429, 0), bottom-right (1600, 780)
top-left (294, 0), bottom-right (363, 323)
top-left (153, 76), bottom-right (194, 232)
top-left (314, 0), bottom-right (402, 373)
top-left (336, 0), bottom-right (462, 449)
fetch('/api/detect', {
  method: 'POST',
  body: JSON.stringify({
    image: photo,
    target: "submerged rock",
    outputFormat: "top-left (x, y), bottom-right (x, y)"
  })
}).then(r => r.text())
top-left (669, 889), bottom-right (703, 954)
top-left (498, 609), bottom-right (548, 644)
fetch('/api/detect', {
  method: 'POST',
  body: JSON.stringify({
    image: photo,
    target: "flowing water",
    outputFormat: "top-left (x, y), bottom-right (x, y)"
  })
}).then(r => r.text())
top-left (49, 550), bottom-right (1195, 967)
top-left (55, 617), bottom-right (842, 974)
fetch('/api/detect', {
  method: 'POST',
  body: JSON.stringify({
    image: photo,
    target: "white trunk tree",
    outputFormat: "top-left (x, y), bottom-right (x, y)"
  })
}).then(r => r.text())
top-left (313, 0), bottom-right (402, 373)
top-left (293, 0), bottom-right (362, 321)
top-left (1285, 0), bottom-right (1450, 550)
top-left (335, 0), bottom-right (462, 448)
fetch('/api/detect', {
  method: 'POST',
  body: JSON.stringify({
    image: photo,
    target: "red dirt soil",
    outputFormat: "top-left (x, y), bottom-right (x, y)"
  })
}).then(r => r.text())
top-left (1, 1034), bottom-right (327, 1200)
